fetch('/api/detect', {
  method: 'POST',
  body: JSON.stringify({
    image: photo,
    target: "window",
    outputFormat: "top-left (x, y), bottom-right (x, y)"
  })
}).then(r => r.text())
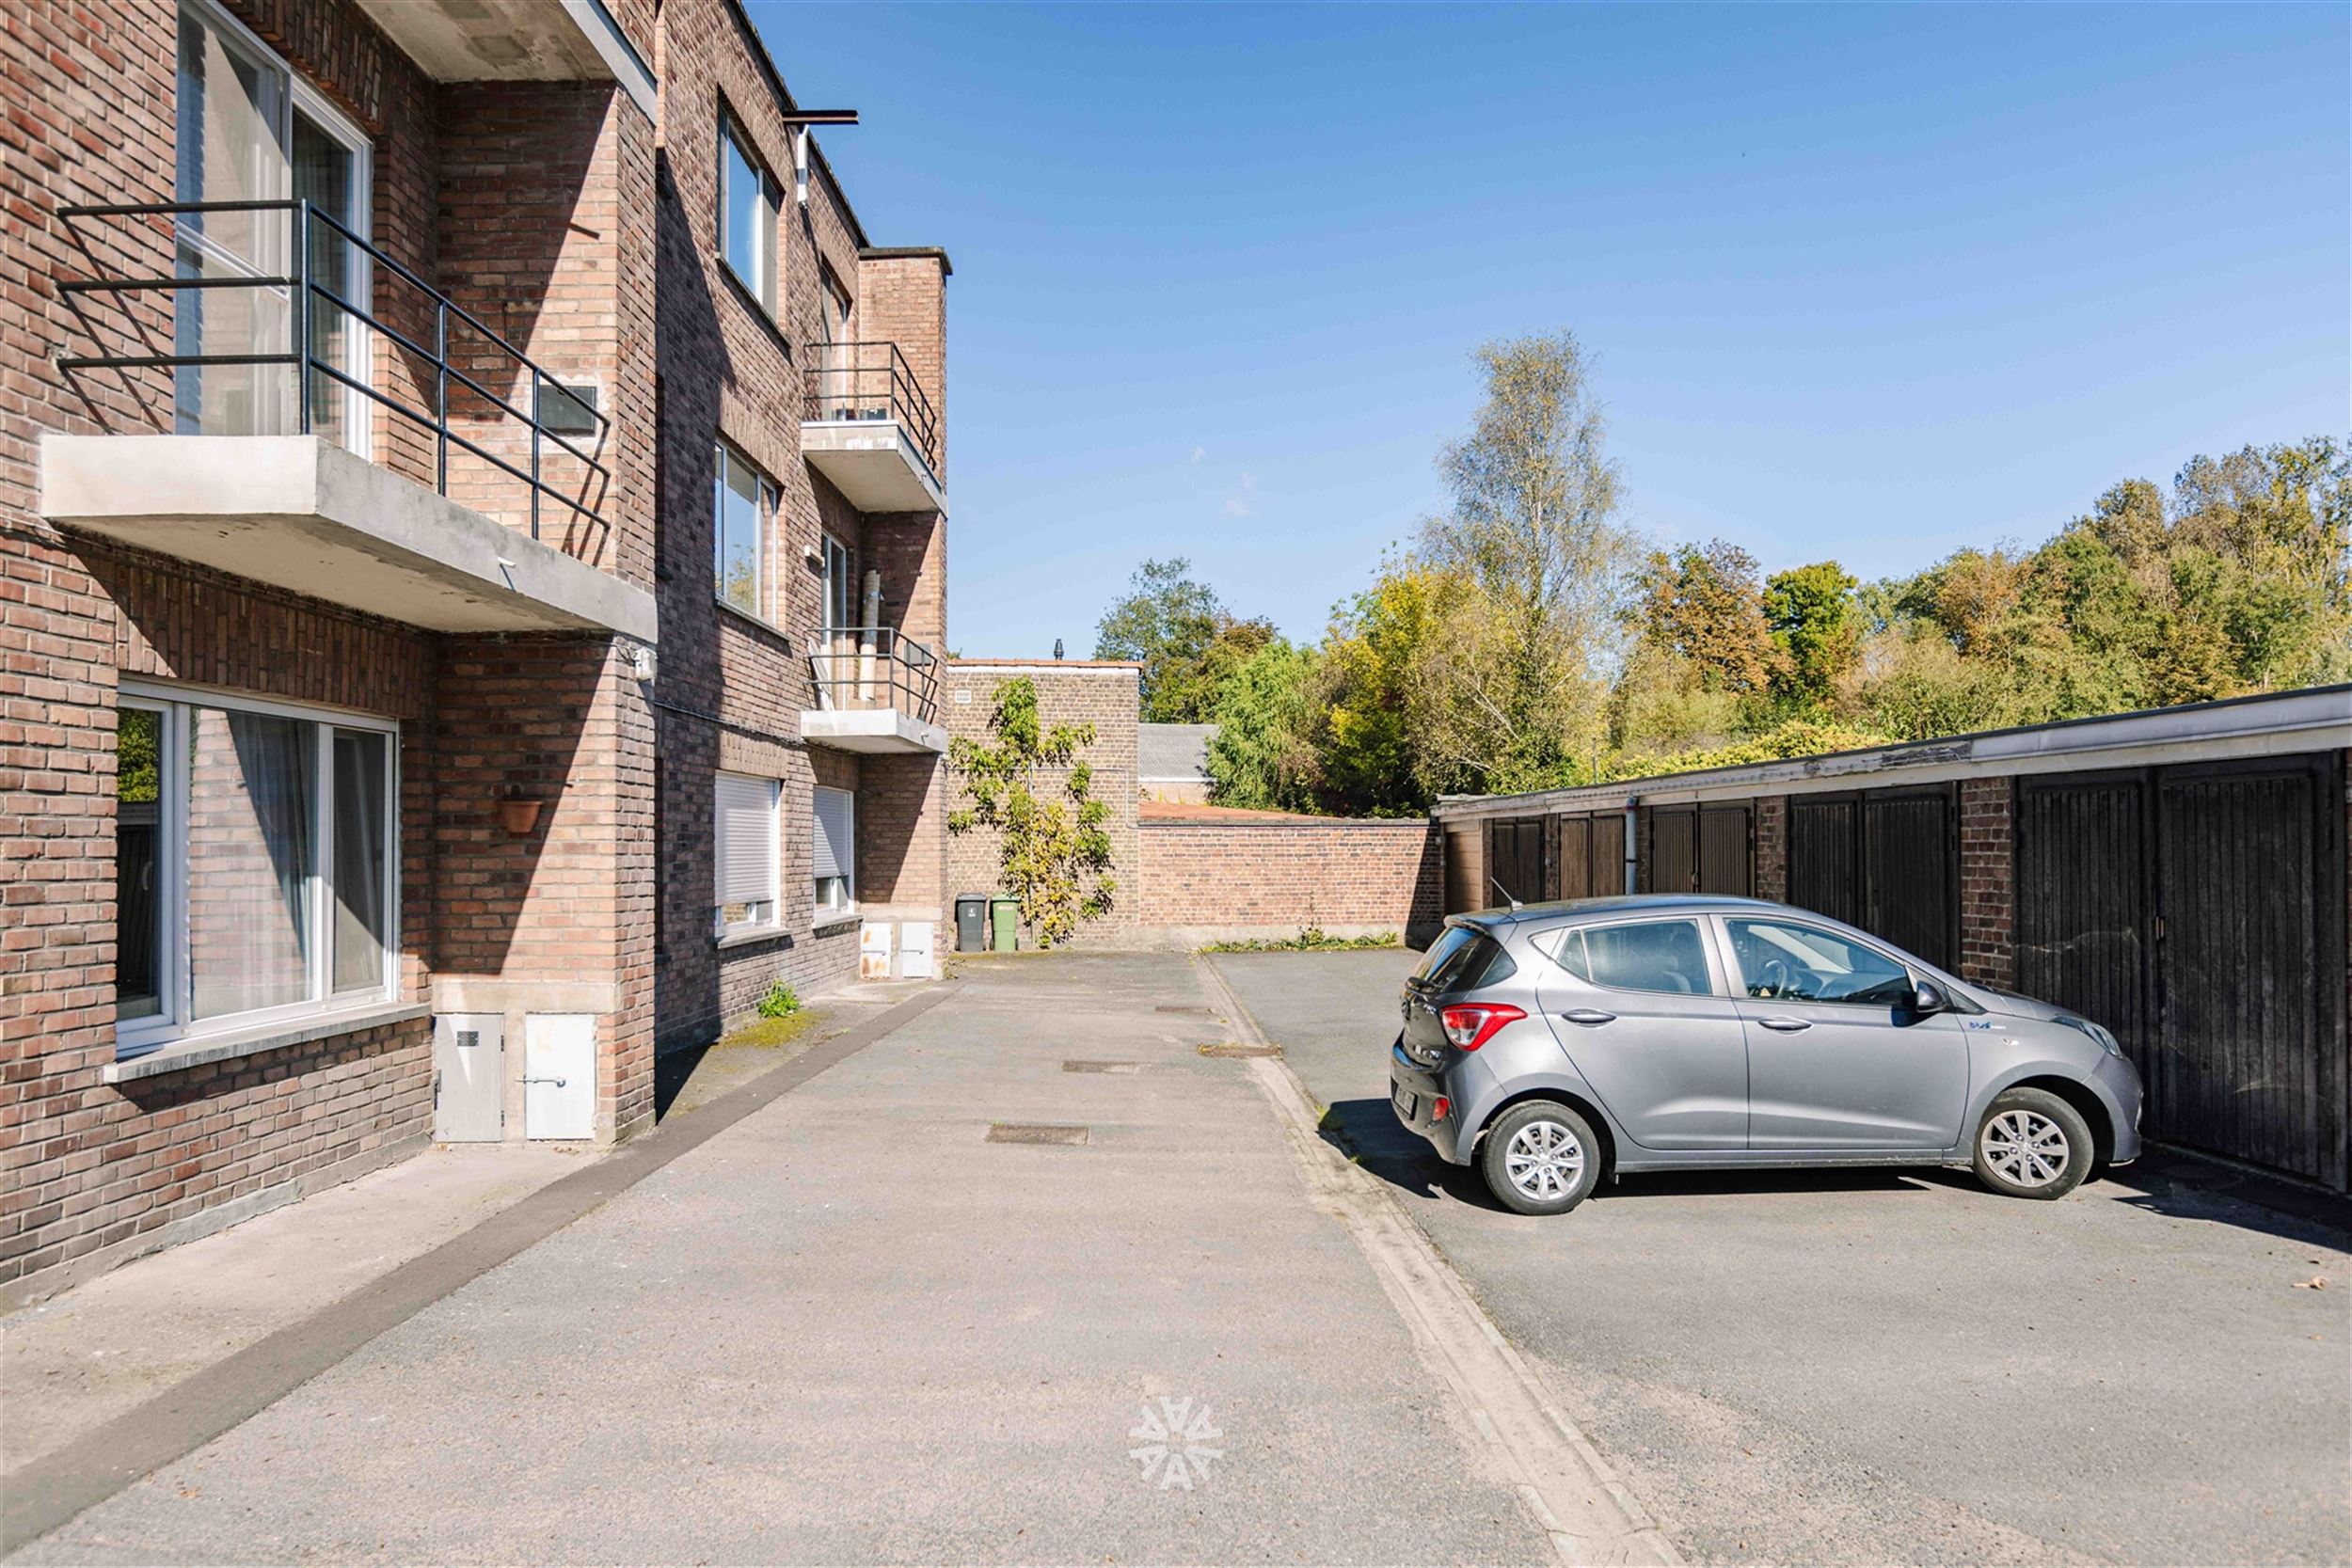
top-left (713, 442), bottom-right (775, 618)
top-left (813, 784), bottom-right (855, 916)
top-left (1724, 918), bottom-right (1914, 1006)
top-left (174, 0), bottom-right (371, 452)
top-left (1552, 919), bottom-right (1715, 996)
top-left (719, 115), bottom-right (778, 315)
top-left (821, 532), bottom-right (855, 631)
top-left (713, 771), bottom-right (780, 936)
top-left (115, 684), bottom-right (397, 1055)
top-left (1411, 928), bottom-right (1517, 994)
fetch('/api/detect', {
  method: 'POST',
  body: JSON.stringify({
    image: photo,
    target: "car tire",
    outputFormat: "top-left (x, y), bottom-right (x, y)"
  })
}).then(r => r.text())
top-left (1480, 1101), bottom-right (1602, 1216)
top-left (1972, 1087), bottom-right (2092, 1201)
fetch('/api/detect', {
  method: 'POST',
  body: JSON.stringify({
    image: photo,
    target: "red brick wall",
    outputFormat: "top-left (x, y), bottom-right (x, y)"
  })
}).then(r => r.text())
top-left (852, 253), bottom-right (946, 473)
top-left (1957, 776), bottom-right (2014, 987)
top-left (1139, 819), bottom-right (1443, 939)
top-left (1755, 795), bottom-right (1788, 903)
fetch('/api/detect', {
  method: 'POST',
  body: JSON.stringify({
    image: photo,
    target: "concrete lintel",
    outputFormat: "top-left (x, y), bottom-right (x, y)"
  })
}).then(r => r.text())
top-left (800, 706), bottom-right (947, 753)
top-left (41, 436), bottom-right (658, 643)
top-left (430, 977), bottom-right (622, 1016)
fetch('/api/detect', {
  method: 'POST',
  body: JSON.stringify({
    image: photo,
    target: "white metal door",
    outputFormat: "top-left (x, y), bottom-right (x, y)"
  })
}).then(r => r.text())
top-left (523, 1013), bottom-right (596, 1140)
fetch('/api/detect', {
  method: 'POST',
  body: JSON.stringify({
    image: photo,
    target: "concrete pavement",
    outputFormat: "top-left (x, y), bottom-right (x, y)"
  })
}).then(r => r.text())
top-left (8, 955), bottom-right (1553, 1564)
top-left (1209, 947), bottom-right (2352, 1567)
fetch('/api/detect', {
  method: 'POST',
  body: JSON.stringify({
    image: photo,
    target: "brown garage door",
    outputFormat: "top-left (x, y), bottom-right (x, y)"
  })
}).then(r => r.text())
top-left (1486, 817), bottom-right (1546, 908)
top-left (1640, 801), bottom-right (1753, 896)
top-left (1558, 812), bottom-right (1627, 899)
top-left (1786, 787), bottom-right (1956, 969)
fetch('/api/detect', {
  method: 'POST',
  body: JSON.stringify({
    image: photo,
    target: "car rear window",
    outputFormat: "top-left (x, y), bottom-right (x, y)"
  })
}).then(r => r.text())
top-left (1415, 927), bottom-right (1518, 993)
top-left (1549, 919), bottom-right (1715, 996)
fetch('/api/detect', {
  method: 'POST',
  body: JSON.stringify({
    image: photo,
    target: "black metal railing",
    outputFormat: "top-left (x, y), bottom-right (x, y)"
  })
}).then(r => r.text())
top-left (808, 626), bottom-right (941, 725)
top-left (56, 198), bottom-right (611, 541)
top-left (803, 340), bottom-right (942, 479)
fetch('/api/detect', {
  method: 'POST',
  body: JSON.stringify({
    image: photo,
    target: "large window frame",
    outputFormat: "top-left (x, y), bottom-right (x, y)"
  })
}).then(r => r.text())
top-left (718, 112), bottom-right (780, 318)
top-left (713, 440), bottom-right (777, 622)
top-left (813, 784), bottom-right (855, 918)
top-left (713, 770), bottom-right (782, 939)
top-left (175, 0), bottom-right (373, 453)
top-left (116, 680), bottom-right (400, 1058)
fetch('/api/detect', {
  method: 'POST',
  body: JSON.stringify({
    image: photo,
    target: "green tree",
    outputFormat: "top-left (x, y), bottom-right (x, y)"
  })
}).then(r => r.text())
top-left (1311, 562), bottom-right (1444, 816)
top-left (1634, 539), bottom-right (1781, 696)
top-left (1409, 329), bottom-right (1639, 795)
top-left (1763, 562), bottom-right (1861, 710)
top-left (946, 678), bottom-right (1115, 946)
top-left (1092, 557), bottom-right (1278, 722)
top-left (1204, 638), bottom-right (1321, 812)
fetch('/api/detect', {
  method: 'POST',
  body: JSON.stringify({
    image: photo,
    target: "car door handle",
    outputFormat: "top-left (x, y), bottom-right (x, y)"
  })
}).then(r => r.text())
top-left (1558, 1008), bottom-right (1616, 1026)
top-left (1755, 1017), bottom-right (1811, 1033)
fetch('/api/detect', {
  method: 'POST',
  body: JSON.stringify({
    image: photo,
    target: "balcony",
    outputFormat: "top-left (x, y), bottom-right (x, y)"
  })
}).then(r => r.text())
top-left (348, 0), bottom-right (655, 118)
top-left (43, 199), bottom-right (654, 642)
top-left (801, 341), bottom-right (946, 515)
top-left (802, 627), bottom-right (946, 753)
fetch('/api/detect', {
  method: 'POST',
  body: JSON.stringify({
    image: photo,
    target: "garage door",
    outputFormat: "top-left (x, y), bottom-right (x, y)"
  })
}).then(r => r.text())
top-left (2017, 756), bottom-right (2346, 1189)
top-left (1443, 824), bottom-right (1482, 916)
top-left (1486, 817), bottom-right (1546, 908)
top-left (1786, 787), bottom-right (1956, 968)
top-left (1558, 812), bottom-right (1627, 899)
top-left (1640, 801), bottom-right (1753, 896)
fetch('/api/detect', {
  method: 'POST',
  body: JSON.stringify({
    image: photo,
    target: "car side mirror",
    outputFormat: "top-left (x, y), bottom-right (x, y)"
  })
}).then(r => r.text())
top-left (1911, 980), bottom-right (1947, 1015)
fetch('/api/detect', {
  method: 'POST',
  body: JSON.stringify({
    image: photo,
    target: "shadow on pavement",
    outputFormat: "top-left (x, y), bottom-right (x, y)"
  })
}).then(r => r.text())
top-left (1321, 1093), bottom-right (2352, 1238)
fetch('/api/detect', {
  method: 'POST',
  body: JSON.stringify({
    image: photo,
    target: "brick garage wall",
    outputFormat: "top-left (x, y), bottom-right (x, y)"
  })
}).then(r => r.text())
top-left (1957, 776), bottom-right (2014, 987)
top-left (1754, 795), bottom-right (1788, 903)
top-left (1139, 819), bottom-right (1443, 942)
top-left (945, 663), bottom-right (1140, 941)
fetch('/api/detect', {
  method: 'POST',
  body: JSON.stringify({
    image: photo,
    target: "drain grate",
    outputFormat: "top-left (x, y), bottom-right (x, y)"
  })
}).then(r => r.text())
top-left (986, 1122), bottom-right (1090, 1146)
top-left (1061, 1060), bottom-right (1143, 1074)
top-left (1197, 1041), bottom-right (1281, 1059)
top-left (1153, 1005), bottom-right (1216, 1015)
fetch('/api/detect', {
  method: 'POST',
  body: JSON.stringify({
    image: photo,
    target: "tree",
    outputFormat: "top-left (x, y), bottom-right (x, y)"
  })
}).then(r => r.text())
top-left (946, 678), bottom-right (1115, 947)
top-left (1763, 562), bottom-right (1860, 710)
top-left (1092, 557), bottom-right (1279, 722)
top-left (1311, 560), bottom-right (1444, 816)
top-left (1409, 330), bottom-right (1640, 794)
top-left (1204, 638), bottom-right (1320, 812)
top-left (1634, 539), bottom-right (1780, 696)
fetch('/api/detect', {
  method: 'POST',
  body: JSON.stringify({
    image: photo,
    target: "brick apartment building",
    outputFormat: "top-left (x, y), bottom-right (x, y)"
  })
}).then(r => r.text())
top-left (1, 0), bottom-right (952, 1301)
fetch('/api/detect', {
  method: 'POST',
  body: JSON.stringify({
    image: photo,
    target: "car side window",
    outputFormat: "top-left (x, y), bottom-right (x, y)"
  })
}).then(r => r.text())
top-left (1724, 918), bottom-right (1913, 1006)
top-left (1554, 919), bottom-right (1716, 997)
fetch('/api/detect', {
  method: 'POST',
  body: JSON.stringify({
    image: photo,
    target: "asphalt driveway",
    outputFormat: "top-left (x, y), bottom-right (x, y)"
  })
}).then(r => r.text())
top-left (1209, 947), bottom-right (2352, 1567)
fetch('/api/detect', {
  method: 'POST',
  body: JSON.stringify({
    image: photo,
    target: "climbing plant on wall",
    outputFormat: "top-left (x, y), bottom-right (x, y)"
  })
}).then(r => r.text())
top-left (947, 677), bottom-right (1116, 947)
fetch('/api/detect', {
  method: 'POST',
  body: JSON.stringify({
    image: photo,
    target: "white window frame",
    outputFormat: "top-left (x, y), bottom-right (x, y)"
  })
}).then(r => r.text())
top-left (713, 770), bottom-right (782, 939)
top-left (718, 112), bottom-right (779, 317)
top-left (116, 679), bottom-right (400, 1058)
top-left (713, 440), bottom-right (776, 622)
top-left (813, 784), bottom-right (855, 917)
top-left (176, 0), bottom-right (374, 455)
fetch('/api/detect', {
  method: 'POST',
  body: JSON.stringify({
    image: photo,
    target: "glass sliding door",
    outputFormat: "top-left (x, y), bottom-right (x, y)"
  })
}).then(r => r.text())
top-left (173, 0), bottom-right (370, 452)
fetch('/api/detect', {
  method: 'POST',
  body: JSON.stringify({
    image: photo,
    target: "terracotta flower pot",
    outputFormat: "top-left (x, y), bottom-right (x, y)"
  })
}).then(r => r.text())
top-left (496, 797), bottom-right (545, 836)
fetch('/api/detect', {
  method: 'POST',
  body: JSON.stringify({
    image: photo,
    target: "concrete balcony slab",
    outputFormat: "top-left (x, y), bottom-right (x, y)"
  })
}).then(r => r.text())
top-left (801, 420), bottom-right (946, 515)
top-left (40, 435), bottom-right (657, 643)
top-left (800, 707), bottom-right (947, 753)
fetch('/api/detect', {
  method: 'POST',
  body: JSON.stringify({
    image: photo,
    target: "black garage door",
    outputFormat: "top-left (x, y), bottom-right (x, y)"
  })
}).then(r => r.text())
top-left (1786, 786), bottom-right (1958, 970)
top-left (2022, 756), bottom-right (2346, 1187)
top-left (1640, 801), bottom-right (1754, 896)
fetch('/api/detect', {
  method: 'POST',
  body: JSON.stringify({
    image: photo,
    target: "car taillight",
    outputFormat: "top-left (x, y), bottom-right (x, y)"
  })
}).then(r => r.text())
top-left (1439, 1003), bottom-right (1524, 1052)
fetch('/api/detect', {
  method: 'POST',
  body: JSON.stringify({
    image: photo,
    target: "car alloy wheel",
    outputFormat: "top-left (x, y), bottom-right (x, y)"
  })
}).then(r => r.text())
top-left (1503, 1117), bottom-right (1586, 1203)
top-left (1979, 1108), bottom-right (2070, 1189)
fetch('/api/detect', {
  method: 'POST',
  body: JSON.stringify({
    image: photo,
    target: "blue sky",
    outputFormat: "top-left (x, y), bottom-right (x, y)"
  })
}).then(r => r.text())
top-left (752, 3), bottom-right (2350, 658)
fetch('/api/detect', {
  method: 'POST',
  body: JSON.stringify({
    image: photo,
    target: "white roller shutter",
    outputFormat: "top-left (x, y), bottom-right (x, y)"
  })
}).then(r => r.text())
top-left (813, 784), bottom-right (855, 893)
top-left (714, 772), bottom-right (778, 907)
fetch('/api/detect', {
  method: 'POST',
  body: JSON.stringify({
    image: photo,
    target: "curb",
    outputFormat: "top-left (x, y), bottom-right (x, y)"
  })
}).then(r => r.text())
top-left (1191, 953), bottom-right (1681, 1568)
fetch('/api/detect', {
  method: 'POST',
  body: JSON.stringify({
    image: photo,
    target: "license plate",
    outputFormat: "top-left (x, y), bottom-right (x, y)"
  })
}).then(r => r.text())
top-left (1391, 1085), bottom-right (1415, 1120)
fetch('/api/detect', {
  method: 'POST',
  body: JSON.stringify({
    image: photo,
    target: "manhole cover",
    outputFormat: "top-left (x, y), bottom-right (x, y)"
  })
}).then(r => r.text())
top-left (1062, 1060), bottom-right (1142, 1074)
top-left (1154, 1005), bottom-right (1216, 1015)
top-left (1197, 1041), bottom-right (1281, 1059)
top-left (987, 1122), bottom-right (1089, 1146)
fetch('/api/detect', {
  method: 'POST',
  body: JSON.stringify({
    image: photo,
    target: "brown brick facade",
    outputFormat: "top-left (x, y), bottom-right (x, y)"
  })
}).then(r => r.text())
top-left (1754, 795), bottom-right (1788, 903)
top-left (1957, 776), bottom-right (2014, 987)
top-left (2, 0), bottom-right (946, 1300)
top-left (1139, 819), bottom-right (1442, 942)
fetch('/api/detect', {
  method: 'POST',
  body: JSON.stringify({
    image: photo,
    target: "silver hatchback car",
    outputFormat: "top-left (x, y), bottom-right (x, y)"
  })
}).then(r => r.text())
top-left (1391, 895), bottom-right (2144, 1215)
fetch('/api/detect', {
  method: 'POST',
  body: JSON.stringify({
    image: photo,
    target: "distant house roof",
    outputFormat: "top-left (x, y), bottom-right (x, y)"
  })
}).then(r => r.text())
top-left (1138, 722), bottom-right (1216, 784)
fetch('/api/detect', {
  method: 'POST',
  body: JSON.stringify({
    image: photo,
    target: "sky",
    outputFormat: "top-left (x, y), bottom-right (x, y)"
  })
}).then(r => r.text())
top-left (749, 2), bottom-right (2350, 659)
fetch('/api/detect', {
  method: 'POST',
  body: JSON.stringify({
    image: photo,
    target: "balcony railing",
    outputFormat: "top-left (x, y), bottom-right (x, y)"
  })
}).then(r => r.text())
top-left (803, 341), bottom-right (942, 478)
top-left (56, 198), bottom-right (612, 541)
top-left (808, 626), bottom-right (941, 725)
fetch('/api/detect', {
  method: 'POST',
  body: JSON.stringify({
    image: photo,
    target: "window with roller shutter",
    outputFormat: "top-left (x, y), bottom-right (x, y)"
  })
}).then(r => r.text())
top-left (814, 784), bottom-right (855, 916)
top-left (714, 771), bottom-right (779, 936)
